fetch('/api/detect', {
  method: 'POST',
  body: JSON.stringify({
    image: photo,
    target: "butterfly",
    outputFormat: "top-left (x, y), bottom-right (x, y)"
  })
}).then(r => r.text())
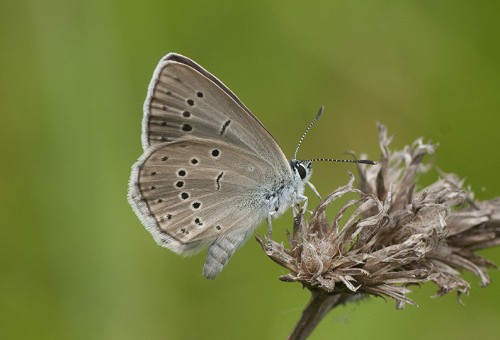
top-left (128, 53), bottom-right (372, 279)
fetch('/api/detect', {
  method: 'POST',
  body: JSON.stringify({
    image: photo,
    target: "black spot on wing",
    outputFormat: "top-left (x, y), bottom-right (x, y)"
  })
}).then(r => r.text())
top-left (216, 172), bottom-right (224, 191)
top-left (220, 119), bottom-right (231, 135)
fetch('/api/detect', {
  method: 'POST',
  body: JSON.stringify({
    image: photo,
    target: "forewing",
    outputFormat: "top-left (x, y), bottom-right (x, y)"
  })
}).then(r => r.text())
top-left (142, 53), bottom-right (289, 168)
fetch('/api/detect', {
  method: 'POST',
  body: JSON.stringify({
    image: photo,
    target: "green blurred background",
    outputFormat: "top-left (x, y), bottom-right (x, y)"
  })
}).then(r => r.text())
top-left (2, 0), bottom-right (499, 339)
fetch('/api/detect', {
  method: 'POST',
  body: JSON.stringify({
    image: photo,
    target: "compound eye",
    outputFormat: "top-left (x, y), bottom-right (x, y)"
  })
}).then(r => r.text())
top-left (297, 163), bottom-right (307, 179)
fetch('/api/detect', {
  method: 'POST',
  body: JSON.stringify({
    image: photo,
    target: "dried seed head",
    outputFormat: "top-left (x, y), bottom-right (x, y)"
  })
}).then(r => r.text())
top-left (257, 124), bottom-right (499, 308)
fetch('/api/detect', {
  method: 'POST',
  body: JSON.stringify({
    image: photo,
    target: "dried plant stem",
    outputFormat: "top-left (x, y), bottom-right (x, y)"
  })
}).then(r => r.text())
top-left (289, 291), bottom-right (342, 340)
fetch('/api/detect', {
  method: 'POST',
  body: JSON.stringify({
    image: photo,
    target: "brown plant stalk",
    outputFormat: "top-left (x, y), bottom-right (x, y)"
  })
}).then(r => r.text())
top-left (256, 124), bottom-right (500, 340)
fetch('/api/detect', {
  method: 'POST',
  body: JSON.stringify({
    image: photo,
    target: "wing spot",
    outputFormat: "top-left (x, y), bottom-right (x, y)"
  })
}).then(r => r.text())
top-left (190, 158), bottom-right (199, 165)
top-left (182, 124), bottom-right (193, 132)
top-left (187, 99), bottom-right (195, 106)
top-left (151, 171), bottom-right (157, 176)
top-left (181, 192), bottom-right (189, 200)
top-left (161, 156), bottom-right (168, 161)
top-left (161, 105), bottom-right (169, 111)
top-left (160, 136), bottom-right (167, 142)
top-left (211, 149), bottom-right (220, 157)
top-left (220, 120), bottom-right (231, 135)
top-left (151, 186), bottom-right (156, 190)
top-left (166, 214), bottom-right (172, 220)
top-left (183, 111), bottom-right (191, 118)
top-left (157, 198), bottom-right (163, 203)
top-left (177, 169), bottom-right (186, 177)
top-left (192, 202), bottom-right (201, 209)
top-left (161, 121), bottom-right (167, 126)
top-left (216, 172), bottom-right (224, 190)
top-left (194, 217), bottom-right (203, 226)
top-left (180, 227), bottom-right (189, 234)
top-left (215, 225), bottom-right (221, 230)
top-left (175, 181), bottom-right (184, 188)
top-left (166, 90), bottom-right (172, 95)
top-left (196, 91), bottom-right (204, 98)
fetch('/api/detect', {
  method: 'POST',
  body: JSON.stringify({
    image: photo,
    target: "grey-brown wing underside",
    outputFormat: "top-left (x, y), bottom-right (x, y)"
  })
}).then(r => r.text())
top-left (128, 137), bottom-right (278, 255)
top-left (141, 53), bottom-right (290, 169)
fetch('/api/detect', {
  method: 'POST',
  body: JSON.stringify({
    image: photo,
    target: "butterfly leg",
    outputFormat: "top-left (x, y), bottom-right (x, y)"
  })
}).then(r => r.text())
top-left (307, 181), bottom-right (322, 200)
top-left (266, 213), bottom-right (274, 239)
top-left (294, 192), bottom-right (309, 214)
top-left (203, 227), bottom-right (254, 279)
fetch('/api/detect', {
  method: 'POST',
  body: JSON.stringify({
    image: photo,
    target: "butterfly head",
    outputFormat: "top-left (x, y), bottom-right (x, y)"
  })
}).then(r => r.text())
top-left (290, 160), bottom-right (312, 183)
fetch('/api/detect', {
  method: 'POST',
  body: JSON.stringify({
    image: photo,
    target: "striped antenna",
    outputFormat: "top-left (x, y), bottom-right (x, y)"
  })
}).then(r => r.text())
top-left (294, 107), bottom-right (377, 165)
top-left (309, 158), bottom-right (377, 165)
top-left (294, 106), bottom-right (324, 159)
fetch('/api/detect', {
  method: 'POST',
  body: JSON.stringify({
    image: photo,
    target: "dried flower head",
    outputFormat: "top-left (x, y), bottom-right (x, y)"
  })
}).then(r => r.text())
top-left (257, 124), bottom-right (499, 337)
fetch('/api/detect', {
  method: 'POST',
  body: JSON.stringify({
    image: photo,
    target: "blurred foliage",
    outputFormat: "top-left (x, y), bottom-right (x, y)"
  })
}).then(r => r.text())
top-left (1, 0), bottom-right (499, 339)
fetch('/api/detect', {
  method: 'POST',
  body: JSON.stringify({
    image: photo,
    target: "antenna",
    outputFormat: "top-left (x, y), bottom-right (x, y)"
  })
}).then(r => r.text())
top-left (309, 157), bottom-right (377, 165)
top-left (294, 106), bottom-right (324, 159)
top-left (294, 106), bottom-right (377, 165)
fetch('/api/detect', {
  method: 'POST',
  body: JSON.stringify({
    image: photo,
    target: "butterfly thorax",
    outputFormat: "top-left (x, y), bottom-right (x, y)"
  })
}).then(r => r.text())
top-left (261, 160), bottom-right (312, 217)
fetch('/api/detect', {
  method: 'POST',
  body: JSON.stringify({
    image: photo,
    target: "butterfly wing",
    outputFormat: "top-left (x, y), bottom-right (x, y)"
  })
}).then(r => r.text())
top-left (128, 137), bottom-right (279, 252)
top-left (142, 53), bottom-right (289, 167)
